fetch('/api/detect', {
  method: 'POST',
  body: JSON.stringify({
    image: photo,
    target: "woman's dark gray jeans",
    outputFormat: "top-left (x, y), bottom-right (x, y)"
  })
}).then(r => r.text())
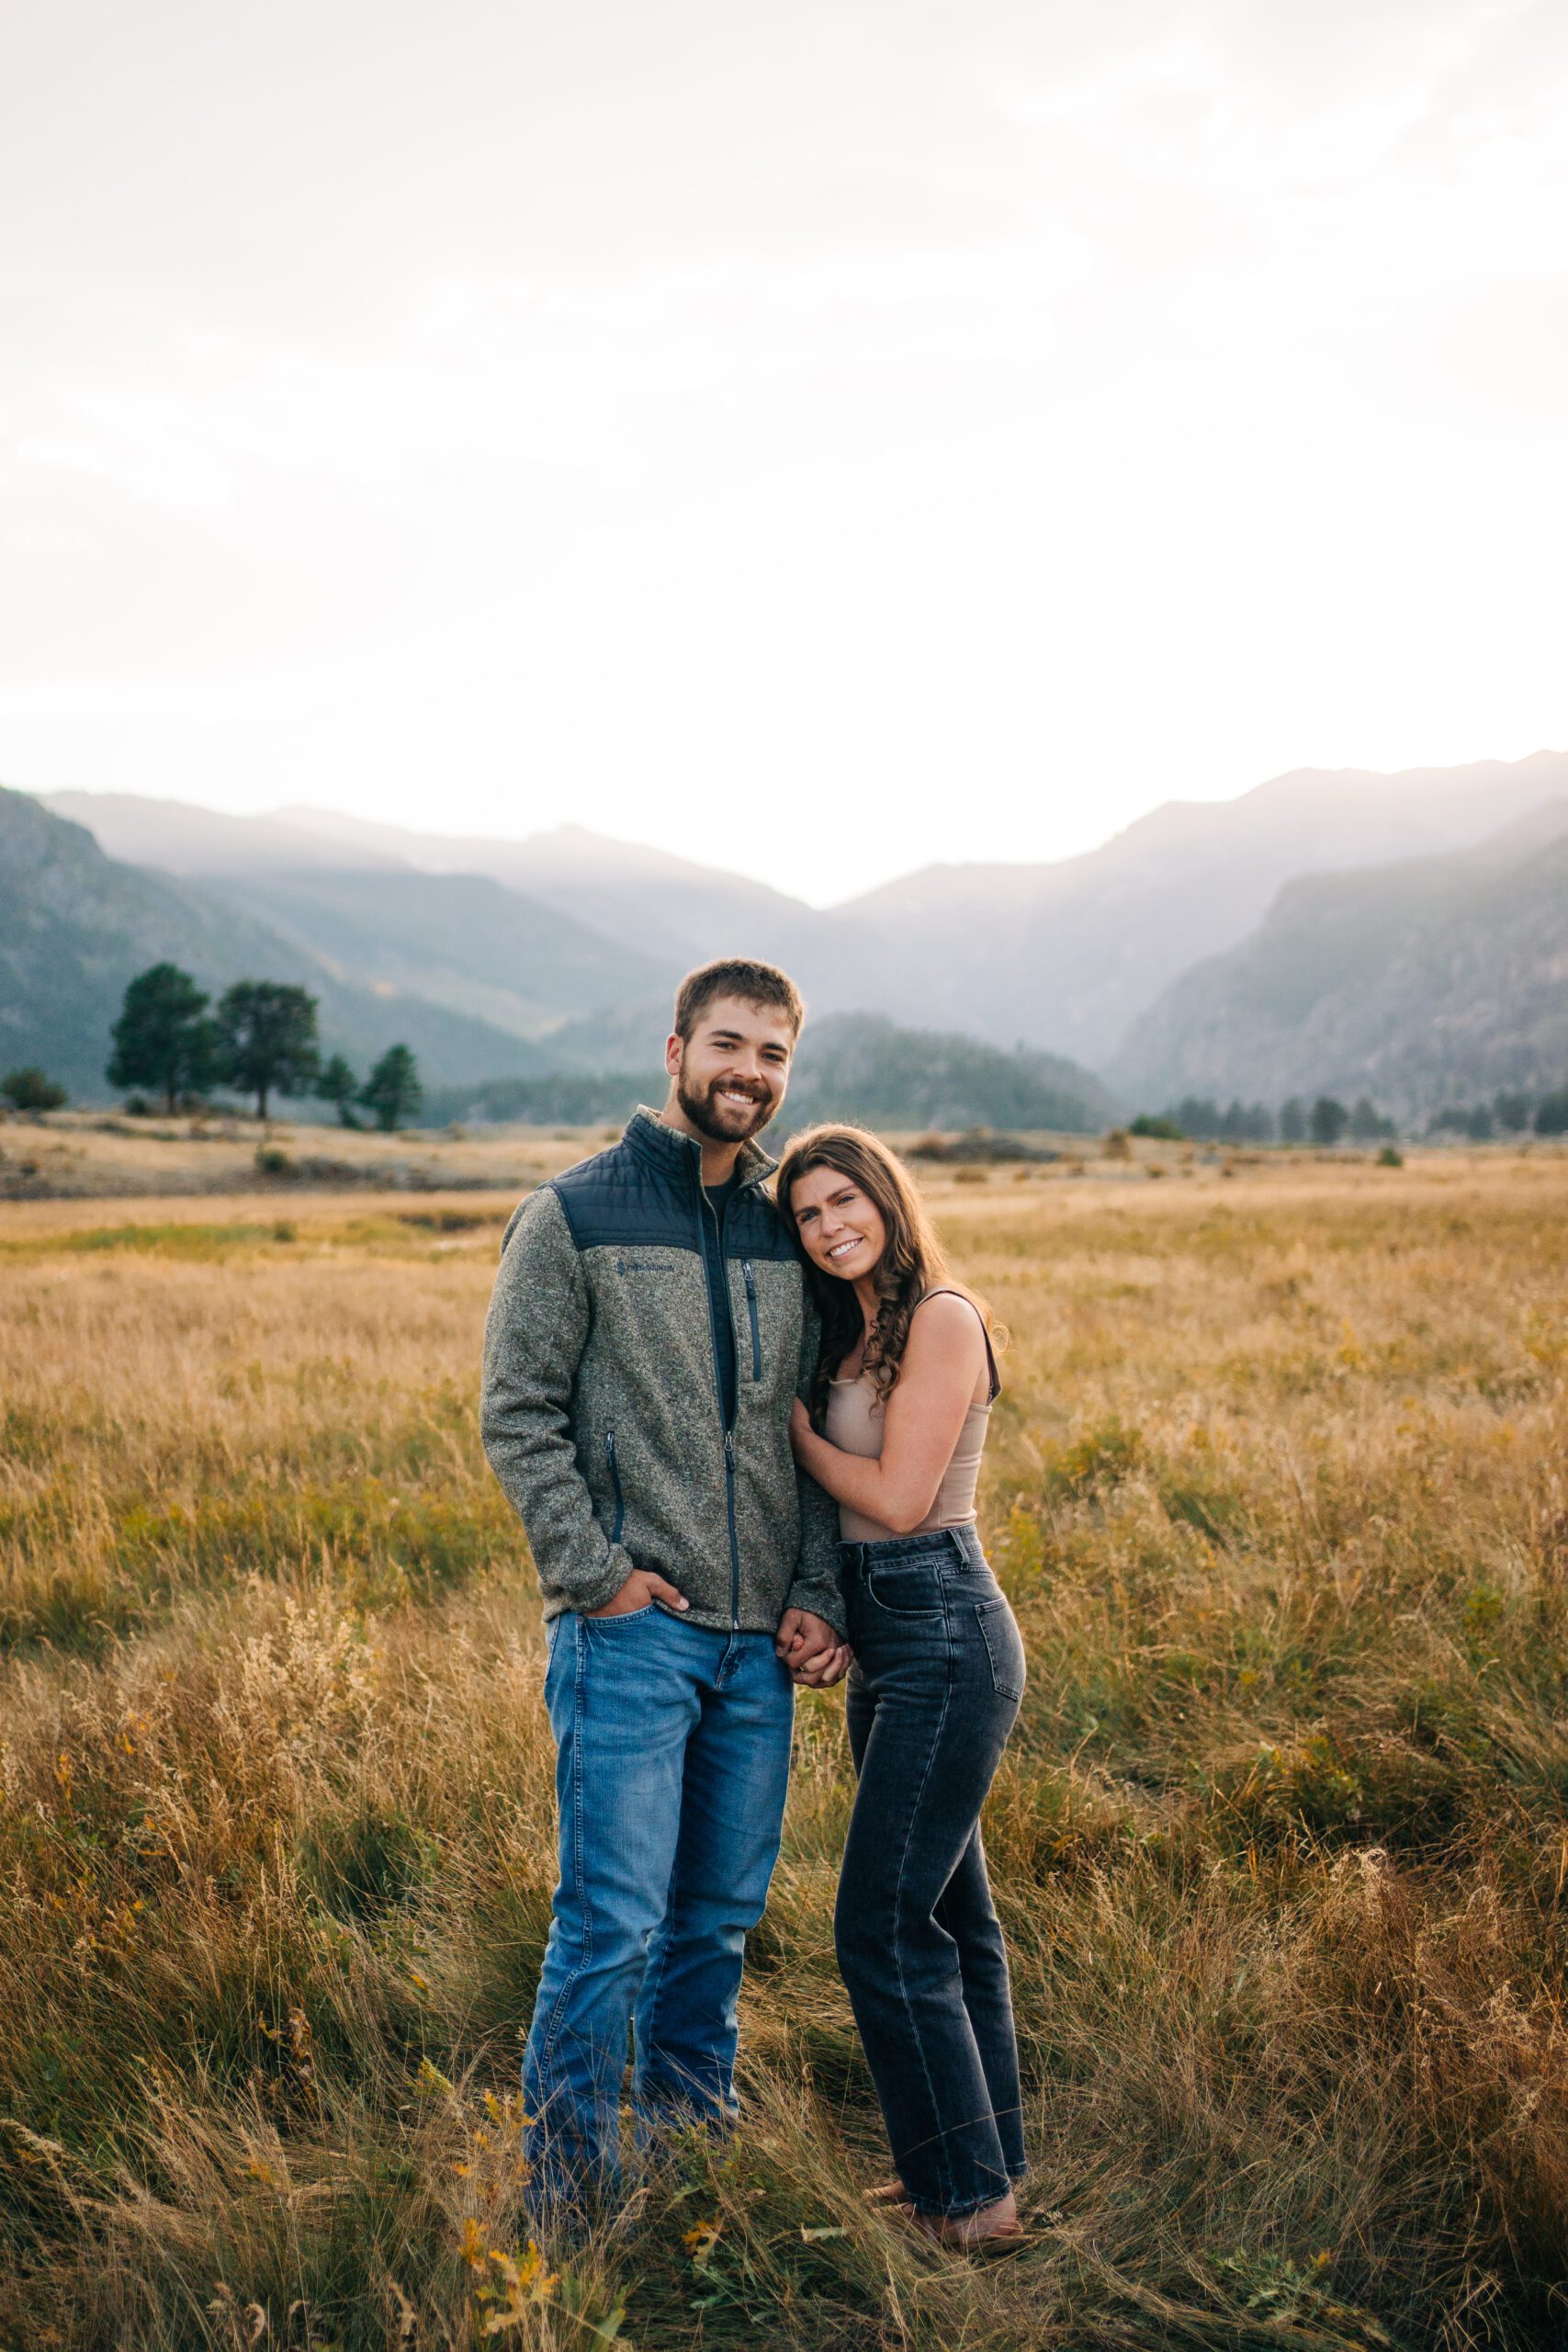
top-left (837, 1523), bottom-right (1027, 2218)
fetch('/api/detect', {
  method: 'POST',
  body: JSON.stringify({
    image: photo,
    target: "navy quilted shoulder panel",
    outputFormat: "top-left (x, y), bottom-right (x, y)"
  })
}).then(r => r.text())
top-left (551, 1139), bottom-right (695, 1253)
top-left (549, 1134), bottom-right (799, 1261)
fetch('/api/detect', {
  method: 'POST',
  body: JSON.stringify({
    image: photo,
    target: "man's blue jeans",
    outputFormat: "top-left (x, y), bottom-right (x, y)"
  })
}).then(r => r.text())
top-left (523, 1606), bottom-right (795, 2202)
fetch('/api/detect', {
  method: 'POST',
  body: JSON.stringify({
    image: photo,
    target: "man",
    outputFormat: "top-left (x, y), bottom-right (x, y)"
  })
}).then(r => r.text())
top-left (480, 956), bottom-right (849, 2206)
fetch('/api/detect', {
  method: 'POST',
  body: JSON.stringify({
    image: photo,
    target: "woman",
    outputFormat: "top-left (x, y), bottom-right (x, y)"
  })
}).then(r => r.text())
top-left (776, 1125), bottom-right (1027, 2245)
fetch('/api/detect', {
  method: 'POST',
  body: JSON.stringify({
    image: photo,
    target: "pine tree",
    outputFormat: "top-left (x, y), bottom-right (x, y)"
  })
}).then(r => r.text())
top-left (1310, 1095), bottom-right (1349, 1147)
top-left (360, 1045), bottom-right (422, 1133)
top-left (1349, 1095), bottom-right (1392, 1141)
top-left (1535, 1087), bottom-right (1568, 1137)
top-left (214, 982), bottom-right (321, 1120)
top-left (315, 1054), bottom-right (362, 1128)
top-left (107, 965), bottom-right (217, 1114)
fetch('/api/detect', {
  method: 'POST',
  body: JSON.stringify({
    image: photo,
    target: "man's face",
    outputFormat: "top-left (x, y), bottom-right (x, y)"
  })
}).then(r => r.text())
top-left (667, 995), bottom-right (796, 1145)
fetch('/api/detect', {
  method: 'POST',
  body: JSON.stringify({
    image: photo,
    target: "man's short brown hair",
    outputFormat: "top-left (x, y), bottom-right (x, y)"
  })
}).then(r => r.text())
top-left (673, 958), bottom-right (806, 1044)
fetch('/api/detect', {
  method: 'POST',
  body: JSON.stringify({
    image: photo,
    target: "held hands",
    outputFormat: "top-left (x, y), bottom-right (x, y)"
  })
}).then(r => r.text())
top-left (584, 1567), bottom-right (689, 1618)
top-left (775, 1607), bottom-right (851, 1688)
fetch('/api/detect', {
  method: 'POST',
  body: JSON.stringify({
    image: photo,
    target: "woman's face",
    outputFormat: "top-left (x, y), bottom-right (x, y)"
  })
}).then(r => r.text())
top-left (788, 1162), bottom-right (889, 1283)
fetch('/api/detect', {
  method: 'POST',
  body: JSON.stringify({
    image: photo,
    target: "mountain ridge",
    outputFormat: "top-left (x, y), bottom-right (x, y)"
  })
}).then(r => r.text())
top-left (45, 750), bottom-right (1567, 1066)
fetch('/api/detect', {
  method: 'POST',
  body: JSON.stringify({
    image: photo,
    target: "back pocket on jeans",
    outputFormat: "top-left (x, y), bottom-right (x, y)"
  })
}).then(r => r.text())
top-left (975, 1597), bottom-right (1026, 1702)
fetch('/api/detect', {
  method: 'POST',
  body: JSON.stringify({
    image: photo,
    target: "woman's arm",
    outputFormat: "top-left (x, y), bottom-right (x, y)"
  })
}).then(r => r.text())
top-left (789, 1293), bottom-right (986, 1536)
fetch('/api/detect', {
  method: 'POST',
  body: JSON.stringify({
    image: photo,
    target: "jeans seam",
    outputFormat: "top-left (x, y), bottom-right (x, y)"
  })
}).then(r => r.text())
top-left (541, 1619), bottom-right (592, 2063)
top-left (636, 1851), bottom-right (682, 2076)
top-left (889, 1614), bottom-right (957, 2213)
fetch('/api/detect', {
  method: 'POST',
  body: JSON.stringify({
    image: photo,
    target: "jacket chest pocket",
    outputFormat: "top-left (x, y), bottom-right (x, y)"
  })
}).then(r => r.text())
top-left (732, 1257), bottom-right (801, 1397)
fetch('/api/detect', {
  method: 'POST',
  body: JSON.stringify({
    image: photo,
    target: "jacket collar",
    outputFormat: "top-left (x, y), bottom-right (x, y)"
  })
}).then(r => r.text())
top-left (625, 1104), bottom-right (776, 1192)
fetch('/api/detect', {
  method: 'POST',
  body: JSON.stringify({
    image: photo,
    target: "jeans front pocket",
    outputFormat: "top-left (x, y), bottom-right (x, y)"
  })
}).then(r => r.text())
top-left (975, 1595), bottom-right (1026, 1702)
top-left (864, 1565), bottom-right (944, 1618)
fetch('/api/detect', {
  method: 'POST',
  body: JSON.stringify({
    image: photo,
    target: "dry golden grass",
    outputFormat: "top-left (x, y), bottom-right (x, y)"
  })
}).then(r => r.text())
top-left (2, 1151), bottom-right (1566, 2348)
top-left (0, 1111), bottom-right (596, 1204)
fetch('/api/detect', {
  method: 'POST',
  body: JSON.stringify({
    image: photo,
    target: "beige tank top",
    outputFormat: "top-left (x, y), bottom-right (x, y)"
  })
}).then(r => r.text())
top-left (823, 1290), bottom-right (998, 1546)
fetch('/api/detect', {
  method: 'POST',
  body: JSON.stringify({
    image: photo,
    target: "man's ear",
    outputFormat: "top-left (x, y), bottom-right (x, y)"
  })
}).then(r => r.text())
top-left (664, 1032), bottom-right (682, 1080)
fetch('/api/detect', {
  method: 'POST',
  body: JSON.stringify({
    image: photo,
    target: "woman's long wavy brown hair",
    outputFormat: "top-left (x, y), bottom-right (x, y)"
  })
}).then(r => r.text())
top-left (774, 1124), bottom-right (998, 1428)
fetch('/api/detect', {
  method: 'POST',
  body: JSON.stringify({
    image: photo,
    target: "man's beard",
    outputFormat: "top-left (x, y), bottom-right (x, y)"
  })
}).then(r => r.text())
top-left (677, 1072), bottom-right (777, 1145)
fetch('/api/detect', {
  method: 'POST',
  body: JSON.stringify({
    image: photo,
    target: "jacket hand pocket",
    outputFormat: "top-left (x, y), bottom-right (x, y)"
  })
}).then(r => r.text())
top-left (604, 1429), bottom-right (626, 1544)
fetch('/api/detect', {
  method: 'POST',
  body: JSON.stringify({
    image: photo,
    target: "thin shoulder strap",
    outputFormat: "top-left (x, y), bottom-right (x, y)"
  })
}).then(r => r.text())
top-left (916, 1287), bottom-right (1000, 1403)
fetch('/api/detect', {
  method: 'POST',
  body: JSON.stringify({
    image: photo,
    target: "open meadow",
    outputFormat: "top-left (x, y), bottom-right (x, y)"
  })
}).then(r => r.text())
top-left (2, 1149), bottom-right (1566, 2349)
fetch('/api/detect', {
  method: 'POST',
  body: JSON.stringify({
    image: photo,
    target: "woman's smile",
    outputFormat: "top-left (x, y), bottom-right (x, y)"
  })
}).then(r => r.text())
top-left (787, 1163), bottom-right (890, 1283)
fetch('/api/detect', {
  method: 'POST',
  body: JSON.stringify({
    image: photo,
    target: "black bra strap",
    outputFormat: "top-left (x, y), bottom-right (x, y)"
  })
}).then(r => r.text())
top-left (916, 1288), bottom-right (1000, 1403)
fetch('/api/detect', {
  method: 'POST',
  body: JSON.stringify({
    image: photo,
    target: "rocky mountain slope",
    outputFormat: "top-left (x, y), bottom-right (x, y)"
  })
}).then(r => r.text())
top-left (1111, 802), bottom-right (1568, 1114)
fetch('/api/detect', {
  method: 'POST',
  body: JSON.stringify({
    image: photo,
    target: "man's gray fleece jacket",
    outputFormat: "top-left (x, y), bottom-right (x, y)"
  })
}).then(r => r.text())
top-left (481, 1108), bottom-right (844, 1635)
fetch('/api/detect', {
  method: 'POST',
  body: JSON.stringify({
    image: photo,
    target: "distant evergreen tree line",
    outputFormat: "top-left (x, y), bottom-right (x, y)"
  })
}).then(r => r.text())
top-left (99, 963), bottom-right (423, 1130)
top-left (1132, 1086), bottom-right (1568, 1145)
top-left (1131, 1095), bottom-right (1396, 1146)
top-left (1425, 1087), bottom-right (1568, 1140)
top-left (9, 962), bottom-right (1568, 1148)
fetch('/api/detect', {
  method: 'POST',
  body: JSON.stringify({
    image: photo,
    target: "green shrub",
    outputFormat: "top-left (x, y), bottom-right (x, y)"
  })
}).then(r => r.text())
top-left (2, 1067), bottom-right (67, 1113)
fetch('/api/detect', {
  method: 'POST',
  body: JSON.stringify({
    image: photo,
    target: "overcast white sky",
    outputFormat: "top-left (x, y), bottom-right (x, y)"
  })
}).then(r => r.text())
top-left (3, 0), bottom-right (1566, 902)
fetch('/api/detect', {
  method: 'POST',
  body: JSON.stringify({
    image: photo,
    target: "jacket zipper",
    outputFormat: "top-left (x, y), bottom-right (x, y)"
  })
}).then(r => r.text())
top-left (604, 1429), bottom-right (625, 1545)
top-left (697, 1170), bottom-right (744, 1631)
top-left (742, 1261), bottom-right (761, 1382)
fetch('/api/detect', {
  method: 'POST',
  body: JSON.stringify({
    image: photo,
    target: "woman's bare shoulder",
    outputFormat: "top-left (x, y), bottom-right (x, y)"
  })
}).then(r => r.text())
top-left (907, 1290), bottom-right (987, 1352)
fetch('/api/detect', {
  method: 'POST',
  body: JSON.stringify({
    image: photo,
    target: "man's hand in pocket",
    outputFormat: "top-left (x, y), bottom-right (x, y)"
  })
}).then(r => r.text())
top-left (585, 1568), bottom-right (689, 1618)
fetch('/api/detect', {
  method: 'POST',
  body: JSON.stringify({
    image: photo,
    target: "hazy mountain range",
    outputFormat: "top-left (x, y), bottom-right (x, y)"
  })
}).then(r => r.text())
top-left (49, 751), bottom-right (1567, 1072)
top-left (6, 747), bottom-right (1566, 1120)
top-left (0, 787), bottom-right (1117, 1127)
